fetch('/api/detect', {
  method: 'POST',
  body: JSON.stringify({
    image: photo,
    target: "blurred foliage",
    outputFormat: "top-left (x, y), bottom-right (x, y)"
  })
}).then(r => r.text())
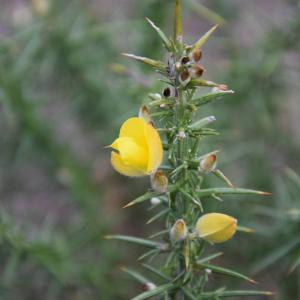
top-left (0, 0), bottom-right (299, 299)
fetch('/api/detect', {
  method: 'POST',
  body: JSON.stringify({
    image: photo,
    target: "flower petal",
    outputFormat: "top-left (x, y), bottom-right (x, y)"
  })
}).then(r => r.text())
top-left (145, 123), bottom-right (163, 173)
top-left (119, 117), bottom-right (148, 150)
top-left (114, 137), bottom-right (148, 173)
top-left (111, 152), bottom-right (146, 177)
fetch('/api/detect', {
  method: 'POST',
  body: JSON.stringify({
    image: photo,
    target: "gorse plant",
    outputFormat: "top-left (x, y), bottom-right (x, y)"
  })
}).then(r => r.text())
top-left (107, 1), bottom-right (272, 299)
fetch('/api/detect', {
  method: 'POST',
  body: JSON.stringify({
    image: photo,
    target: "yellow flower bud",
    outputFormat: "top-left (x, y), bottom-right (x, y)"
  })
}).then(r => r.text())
top-left (196, 213), bottom-right (237, 244)
top-left (170, 219), bottom-right (188, 242)
top-left (198, 154), bottom-right (217, 173)
top-left (151, 170), bottom-right (168, 193)
top-left (110, 117), bottom-right (163, 177)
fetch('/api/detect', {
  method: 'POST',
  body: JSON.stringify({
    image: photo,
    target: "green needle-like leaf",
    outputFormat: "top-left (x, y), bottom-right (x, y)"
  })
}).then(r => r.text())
top-left (196, 187), bottom-right (271, 198)
top-left (174, 0), bottom-right (183, 42)
top-left (104, 235), bottom-right (167, 250)
top-left (288, 251), bottom-right (300, 273)
top-left (253, 236), bottom-right (300, 273)
top-left (142, 264), bottom-right (170, 281)
top-left (131, 283), bottom-right (174, 300)
top-left (190, 24), bottom-right (219, 51)
top-left (187, 0), bottom-right (226, 25)
top-left (124, 185), bottom-right (178, 208)
top-left (188, 79), bottom-right (220, 88)
top-left (147, 208), bottom-right (170, 224)
top-left (121, 267), bottom-right (149, 284)
top-left (213, 169), bottom-right (234, 188)
top-left (237, 225), bottom-right (254, 233)
top-left (138, 249), bottom-right (160, 261)
top-left (183, 289), bottom-right (198, 300)
top-left (123, 191), bottom-right (161, 208)
top-left (197, 252), bottom-right (223, 263)
top-left (145, 18), bottom-right (172, 51)
top-left (205, 290), bottom-right (273, 298)
top-left (122, 53), bottom-right (165, 72)
top-left (191, 90), bottom-right (234, 106)
top-left (285, 167), bottom-right (300, 188)
top-left (197, 263), bottom-right (256, 283)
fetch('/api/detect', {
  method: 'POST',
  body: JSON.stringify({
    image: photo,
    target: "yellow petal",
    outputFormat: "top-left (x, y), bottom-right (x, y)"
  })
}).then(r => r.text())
top-left (119, 117), bottom-right (148, 150)
top-left (196, 213), bottom-right (237, 244)
top-left (114, 137), bottom-right (148, 173)
top-left (145, 123), bottom-right (163, 173)
top-left (111, 151), bottom-right (146, 177)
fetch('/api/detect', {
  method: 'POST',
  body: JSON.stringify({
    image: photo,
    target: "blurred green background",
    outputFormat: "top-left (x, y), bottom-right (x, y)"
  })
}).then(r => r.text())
top-left (0, 0), bottom-right (299, 299)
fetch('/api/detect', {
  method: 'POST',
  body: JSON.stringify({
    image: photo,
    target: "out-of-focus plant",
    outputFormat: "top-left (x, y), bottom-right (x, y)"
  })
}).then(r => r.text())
top-left (253, 168), bottom-right (300, 299)
top-left (106, 1), bottom-right (272, 299)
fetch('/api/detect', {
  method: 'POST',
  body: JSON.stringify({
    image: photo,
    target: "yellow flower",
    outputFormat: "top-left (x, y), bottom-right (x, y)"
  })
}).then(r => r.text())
top-left (110, 117), bottom-right (163, 177)
top-left (196, 213), bottom-right (237, 244)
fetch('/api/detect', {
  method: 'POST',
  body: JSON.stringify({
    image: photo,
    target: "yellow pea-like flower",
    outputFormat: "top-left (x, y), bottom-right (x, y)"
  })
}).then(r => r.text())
top-left (110, 117), bottom-right (163, 177)
top-left (196, 213), bottom-right (237, 244)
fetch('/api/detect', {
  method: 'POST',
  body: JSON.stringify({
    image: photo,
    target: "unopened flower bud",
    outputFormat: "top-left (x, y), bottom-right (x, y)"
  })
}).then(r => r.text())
top-left (170, 219), bottom-right (188, 242)
top-left (151, 170), bottom-right (168, 193)
top-left (196, 213), bottom-right (237, 244)
top-left (142, 282), bottom-right (157, 291)
top-left (191, 64), bottom-right (205, 78)
top-left (150, 197), bottom-right (161, 206)
top-left (139, 105), bottom-right (152, 124)
top-left (191, 49), bottom-right (202, 62)
top-left (179, 70), bottom-right (191, 86)
top-left (198, 154), bottom-right (217, 173)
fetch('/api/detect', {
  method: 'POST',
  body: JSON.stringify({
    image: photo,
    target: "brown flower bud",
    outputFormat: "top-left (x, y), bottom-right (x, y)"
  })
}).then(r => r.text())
top-left (192, 64), bottom-right (205, 78)
top-left (192, 49), bottom-right (202, 62)
top-left (170, 219), bottom-right (188, 242)
top-left (198, 154), bottom-right (217, 173)
top-left (179, 70), bottom-right (191, 86)
top-left (151, 170), bottom-right (168, 193)
top-left (138, 105), bottom-right (152, 124)
top-left (181, 56), bottom-right (190, 65)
